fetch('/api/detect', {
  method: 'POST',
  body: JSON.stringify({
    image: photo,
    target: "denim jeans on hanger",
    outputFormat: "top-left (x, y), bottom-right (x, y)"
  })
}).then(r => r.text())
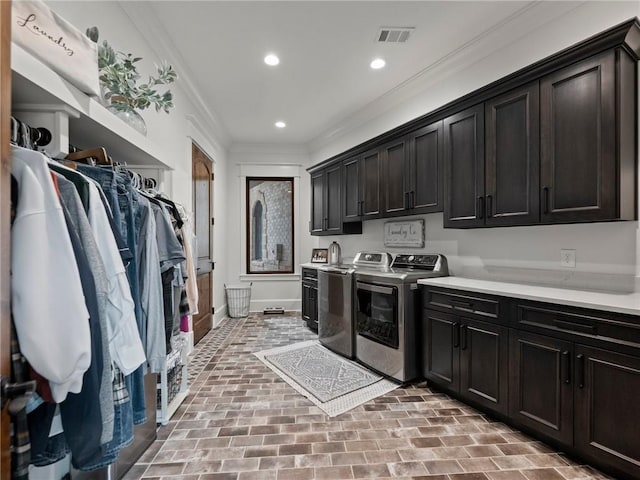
top-left (115, 172), bottom-right (147, 425)
top-left (76, 165), bottom-right (147, 426)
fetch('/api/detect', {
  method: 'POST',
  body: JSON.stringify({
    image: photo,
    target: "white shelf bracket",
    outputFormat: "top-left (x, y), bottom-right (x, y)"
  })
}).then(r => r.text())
top-left (13, 103), bottom-right (81, 158)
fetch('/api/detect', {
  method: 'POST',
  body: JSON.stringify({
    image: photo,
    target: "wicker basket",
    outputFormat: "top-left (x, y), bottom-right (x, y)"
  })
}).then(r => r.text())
top-left (225, 283), bottom-right (252, 318)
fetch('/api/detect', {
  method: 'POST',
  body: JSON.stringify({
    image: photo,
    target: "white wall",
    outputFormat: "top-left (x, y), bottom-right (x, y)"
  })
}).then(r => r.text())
top-left (226, 145), bottom-right (312, 311)
top-left (310, 1), bottom-right (640, 293)
top-left (46, 1), bottom-right (230, 323)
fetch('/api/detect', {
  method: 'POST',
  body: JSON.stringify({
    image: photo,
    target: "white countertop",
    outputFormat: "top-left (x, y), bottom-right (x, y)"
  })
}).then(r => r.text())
top-left (300, 262), bottom-right (324, 269)
top-left (418, 277), bottom-right (640, 316)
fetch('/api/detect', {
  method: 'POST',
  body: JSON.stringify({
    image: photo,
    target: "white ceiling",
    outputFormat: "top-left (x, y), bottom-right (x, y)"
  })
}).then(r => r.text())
top-left (138, 1), bottom-right (586, 146)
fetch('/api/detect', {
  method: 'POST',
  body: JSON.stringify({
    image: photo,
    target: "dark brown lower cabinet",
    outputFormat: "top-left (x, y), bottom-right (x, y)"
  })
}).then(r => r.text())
top-left (423, 309), bottom-right (508, 415)
top-left (508, 329), bottom-right (574, 445)
top-left (301, 267), bottom-right (318, 332)
top-left (460, 319), bottom-right (509, 414)
top-left (509, 331), bottom-right (640, 479)
top-left (422, 286), bottom-right (640, 479)
top-left (574, 346), bottom-right (640, 480)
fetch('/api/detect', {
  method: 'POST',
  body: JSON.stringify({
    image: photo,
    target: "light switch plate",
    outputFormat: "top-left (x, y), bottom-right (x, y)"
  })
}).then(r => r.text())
top-left (560, 249), bottom-right (576, 268)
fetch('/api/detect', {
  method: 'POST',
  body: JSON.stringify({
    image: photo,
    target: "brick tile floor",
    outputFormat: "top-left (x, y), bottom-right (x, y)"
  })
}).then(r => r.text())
top-left (124, 313), bottom-right (613, 480)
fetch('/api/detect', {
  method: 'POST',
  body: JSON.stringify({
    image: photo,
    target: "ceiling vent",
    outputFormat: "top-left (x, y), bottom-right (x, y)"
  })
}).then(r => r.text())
top-left (376, 27), bottom-right (414, 43)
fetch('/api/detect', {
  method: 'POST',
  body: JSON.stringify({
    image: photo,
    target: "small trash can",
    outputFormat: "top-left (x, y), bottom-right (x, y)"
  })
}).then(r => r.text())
top-left (225, 282), bottom-right (252, 318)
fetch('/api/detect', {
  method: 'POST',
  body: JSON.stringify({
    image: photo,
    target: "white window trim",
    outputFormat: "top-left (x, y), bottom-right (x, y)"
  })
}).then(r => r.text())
top-left (239, 163), bottom-right (301, 278)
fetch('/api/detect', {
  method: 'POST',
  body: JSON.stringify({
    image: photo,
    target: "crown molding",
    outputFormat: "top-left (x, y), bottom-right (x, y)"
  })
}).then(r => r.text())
top-left (230, 143), bottom-right (310, 156)
top-left (118, 1), bottom-right (231, 150)
top-left (307, 0), bottom-right (579, 155)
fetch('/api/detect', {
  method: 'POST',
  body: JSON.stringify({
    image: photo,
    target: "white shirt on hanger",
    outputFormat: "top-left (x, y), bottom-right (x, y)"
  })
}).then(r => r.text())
top-left (11, 146), bottom-right (91, 403)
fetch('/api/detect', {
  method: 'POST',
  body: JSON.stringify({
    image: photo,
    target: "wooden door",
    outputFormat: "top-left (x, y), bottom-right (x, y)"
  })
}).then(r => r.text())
top-left (325, 164), bottom-right (342, 233)
top-left (540, 51), bottom-right (616, 223)
top-left (0, 2), bottom-right (10, 477)
top-left (310, 171), bottom-right (325, 233)
top-left (444, 104), bottom-right (485, 228)
top-left (342, 156), bottom-right (361, 222)
top-left (422, 310), bottom-right (459, 393)
top-left (361, 149), bottom-right (382, 219)
top-left (459, 319), bottom-right (508, 415)
top-left (485, 82), bottom-right (540, 226)
top-left (192, 144), bottom-right (213, 344)
top-left (508, 330), bottom-right (574, 446)
top-left (381, 138), bottom-right (407, 216)
top-left (574, 345), bottom-right (640, 479)
top-left (409, 121), bottom-right (443, 214)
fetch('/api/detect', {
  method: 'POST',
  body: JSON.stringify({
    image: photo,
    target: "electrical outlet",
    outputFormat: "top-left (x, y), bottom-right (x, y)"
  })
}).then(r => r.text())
top-left (560, 249), bottom-right (576, 268)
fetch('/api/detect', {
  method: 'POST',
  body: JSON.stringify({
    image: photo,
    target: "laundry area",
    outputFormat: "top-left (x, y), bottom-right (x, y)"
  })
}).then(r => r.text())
top-left (1, 1), bottom-right (640, 480)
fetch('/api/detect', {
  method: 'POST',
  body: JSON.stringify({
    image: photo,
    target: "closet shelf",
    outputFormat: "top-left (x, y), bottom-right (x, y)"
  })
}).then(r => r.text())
top-left (11, 44), bottom-right (171, 169)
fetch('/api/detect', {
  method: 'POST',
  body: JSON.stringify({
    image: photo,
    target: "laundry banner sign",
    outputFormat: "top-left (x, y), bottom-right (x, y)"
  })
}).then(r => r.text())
top-left (12, 0), bottom-right (100, 96)
top-left (384, 219), bottom-right (425, 248)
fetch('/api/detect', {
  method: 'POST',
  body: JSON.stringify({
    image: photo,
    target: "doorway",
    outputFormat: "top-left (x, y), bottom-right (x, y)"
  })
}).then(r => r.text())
top-left (191, 143), bottom-right (214, 344)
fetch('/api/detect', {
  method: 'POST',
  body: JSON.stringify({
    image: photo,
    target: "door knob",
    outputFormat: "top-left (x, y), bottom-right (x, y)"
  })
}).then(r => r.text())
top-left (0, 376), bottom-right (36, 415)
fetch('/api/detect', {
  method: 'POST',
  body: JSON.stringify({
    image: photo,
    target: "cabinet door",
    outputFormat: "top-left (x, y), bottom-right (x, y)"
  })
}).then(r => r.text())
top-left (422, 310), bottom-right (460, 392)
top-left (540, 51), bottom-right (616, 223)
top-left (343, 156), bottom-right (361, 222)
top-left (302, 282), bottom-right (312, 323)
top-left (309, 286), bottom-right (318, 331)
top-left (444, 104), bottom-right (485, 228)
top-left (361, 149), bottom-right (382, 218)
top-left (509, 330), bottom-right (573, 446)
top-left (409, 121), bottom-right (443, 214)
top-left (381, 138), bottom-right (408, 216)
top-left (459, 319), bottom-right (509, 415)
top-left (574, 345), bottom-right (640, 479)
top-left (310, 171), bottom-right (325, 234)
top-left (325, 164), bottom-right (342, 233)
top-left (485, 82), bottom-right (540, 226)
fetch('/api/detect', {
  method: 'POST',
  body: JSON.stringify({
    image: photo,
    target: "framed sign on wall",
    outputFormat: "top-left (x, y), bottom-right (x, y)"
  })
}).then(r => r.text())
top-left (384, 219), bottom-right (425, 248)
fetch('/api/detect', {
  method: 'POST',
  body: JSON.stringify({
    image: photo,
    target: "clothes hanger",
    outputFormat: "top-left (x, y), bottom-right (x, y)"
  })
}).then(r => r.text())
top-left (65, 147), bottom-right (112, 166)
top-left (10, 117), bottom-right (19, 146)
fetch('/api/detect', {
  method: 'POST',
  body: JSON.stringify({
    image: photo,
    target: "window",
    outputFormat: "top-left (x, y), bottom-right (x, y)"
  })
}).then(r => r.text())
top-left (246, 177), bottom-right (294, 273)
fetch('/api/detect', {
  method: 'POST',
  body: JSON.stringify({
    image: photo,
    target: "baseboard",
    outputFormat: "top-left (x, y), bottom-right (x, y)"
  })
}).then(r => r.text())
top-left (214, 304), bottom-right (228, 328)
top-left (214, 300), bottom-right (302, 320)
top-left (250, 299), bottom-right (301, 313)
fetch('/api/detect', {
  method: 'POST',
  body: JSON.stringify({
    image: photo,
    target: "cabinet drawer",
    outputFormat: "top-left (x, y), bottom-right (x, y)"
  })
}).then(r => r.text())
top-left (423, 287), bottom-right (502, 323)
top-left (515, 303), bottom-right (640, 351)
top-left (302, 267), bottom-right (318, 281)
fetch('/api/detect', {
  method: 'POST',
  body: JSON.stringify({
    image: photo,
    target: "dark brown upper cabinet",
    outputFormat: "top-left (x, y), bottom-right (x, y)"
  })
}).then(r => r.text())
top-left (361, 148), bottom-right (383, 219)
top-left (381, 138), bottom-right (409, 217)
top-left (485, 82), bottom-right (540, 226)
top-left (309, 20), bottom-right (640, 232)
top-left (342, 149), bottom-right (383, 222)
top-left (310, 163), bottom-right (360, 236)
top-left (445, 84), bottom-right (540, 229)
top-left (310, 170), bottom-right (325, 234)
top-left (444, 104), bottom-right (485, 228)
top-left (342, 155), bottom-right (361, 223)
top-left (540, 50), bottom-right (636, 224)
top-left (408, 121), bottom-right (443, 215)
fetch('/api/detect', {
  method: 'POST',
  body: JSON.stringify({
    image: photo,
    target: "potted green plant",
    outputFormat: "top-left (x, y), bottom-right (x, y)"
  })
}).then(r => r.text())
top-left (86, 26), bottom-right (177, 135)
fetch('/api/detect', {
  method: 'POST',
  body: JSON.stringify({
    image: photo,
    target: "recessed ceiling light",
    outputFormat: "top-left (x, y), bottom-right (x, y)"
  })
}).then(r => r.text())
top-left (275, 121), bottom-right (286, 128)
top-left (264, 54), bottom-right (280, 66)
top-left (370, 58), bottom-right (386, 70)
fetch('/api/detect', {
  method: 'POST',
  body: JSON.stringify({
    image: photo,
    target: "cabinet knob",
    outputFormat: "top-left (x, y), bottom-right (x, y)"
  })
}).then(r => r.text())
top-left (486, 195), bottom-right (493, 218)
top-left (477, 196), bottom-right (485, 219)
